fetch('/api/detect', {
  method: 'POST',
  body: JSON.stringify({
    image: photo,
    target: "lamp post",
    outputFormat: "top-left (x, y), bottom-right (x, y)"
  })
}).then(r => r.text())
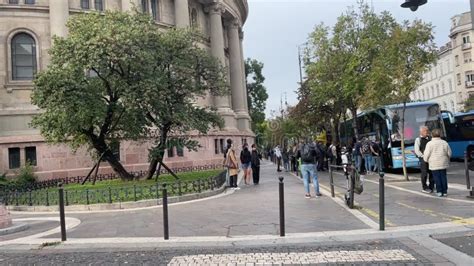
top-left (400, 0), bottom-right (427, 12)
top-left (297, 42), bottom-right (308, 86)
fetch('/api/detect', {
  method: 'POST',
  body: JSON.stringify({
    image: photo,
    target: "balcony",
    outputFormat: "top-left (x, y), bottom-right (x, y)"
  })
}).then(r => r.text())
top-left (462, 42), bottom-right (472, 50)
top-left (465, 81), bottom-right (474, 88)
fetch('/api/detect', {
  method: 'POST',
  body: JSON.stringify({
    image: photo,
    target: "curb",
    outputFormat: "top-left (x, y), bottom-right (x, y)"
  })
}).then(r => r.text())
top-left (0, 222), bottom-right (29, 236)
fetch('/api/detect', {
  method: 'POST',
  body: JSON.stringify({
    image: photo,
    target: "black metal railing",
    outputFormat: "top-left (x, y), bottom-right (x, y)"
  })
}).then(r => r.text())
top-left (0, 171), bottom-right (226, 207)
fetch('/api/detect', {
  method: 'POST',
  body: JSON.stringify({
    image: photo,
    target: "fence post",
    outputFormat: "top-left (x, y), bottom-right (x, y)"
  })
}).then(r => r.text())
top-left (279, 176), bottom-right (285, 237)
top-left (108, 187), bottom-right (112, 204)
top-left (465, 151), bottom-right (471, 190)
top-left (46, 190), bottom-right (49, 206)
top-left (86, 189), bottom-right (90, 205)
top-left (162, 183), bottom-right (169, 240)
top-left (379, 172), bottom-right (385, 231)
top-left (329, 166), bottom-right (335, 198)
top-left (58, 182), bottom-right (67, 241)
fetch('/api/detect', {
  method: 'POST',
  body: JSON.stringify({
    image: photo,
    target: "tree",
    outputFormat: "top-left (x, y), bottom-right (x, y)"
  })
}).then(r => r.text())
top-left (369, 20), bottom-right (437, 179)
top-left (464, 94), bottom-right (474, 112)
top-left (133, 29), bottom-right (227, 179)
top-left (31, 11), bottom-right (155, 180)
top-left (245, 59), bottom-right (269, 131)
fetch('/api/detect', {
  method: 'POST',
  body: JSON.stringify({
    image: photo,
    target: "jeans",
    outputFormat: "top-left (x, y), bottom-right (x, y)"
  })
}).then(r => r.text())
top-left (420, 159), bottom-right (434, 190)
top-left (283, 160), bottom-right (290, 171)
top-left (301, 164), bottom-right (320, 195)
top-left (372, 156), bottom-right (380, 172)
top-left (432, 169), bottom-right (448, 194)
top-left (363, 154), bottom-right (373, 173)
top-left (354, 155), bottom-right (362, 172)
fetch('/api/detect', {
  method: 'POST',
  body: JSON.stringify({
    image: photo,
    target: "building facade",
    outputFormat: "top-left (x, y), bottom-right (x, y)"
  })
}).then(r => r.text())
top-left (0, 0), bottom-right (253, 180)
top-left (412, 12), bottom-right (474, 113)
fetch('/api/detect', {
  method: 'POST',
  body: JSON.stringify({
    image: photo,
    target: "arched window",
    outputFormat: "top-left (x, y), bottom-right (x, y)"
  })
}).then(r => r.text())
top-left (11, 33), bottom-right (37, 81)
top-left (436, 84), bottom-right (440, 97)
top-left (190, 8), bottom-right (198, 28)
top-left (81, 0), bottom-right (90, 9)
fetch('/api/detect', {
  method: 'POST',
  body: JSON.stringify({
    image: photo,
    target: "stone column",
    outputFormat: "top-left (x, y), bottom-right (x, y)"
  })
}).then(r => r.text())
top-left (227, 19), bottom-right (250, 132)
top-left (0, 205), bottom-right (12, 229)
top-left (174, 0), bottom-right (190, 28)
top-left (49, 0), bottom-right (69, 38)
top-left (239, 29), bottom-right (252, 132)
top-left (206, 3), bottom-right (237, 131)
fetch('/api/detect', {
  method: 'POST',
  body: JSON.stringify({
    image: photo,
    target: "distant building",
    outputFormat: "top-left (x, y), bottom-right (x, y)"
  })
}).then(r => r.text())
top-left (411, 11), bottom-right (474, 113)
top-left (0, 0), bottom-right (252, 180)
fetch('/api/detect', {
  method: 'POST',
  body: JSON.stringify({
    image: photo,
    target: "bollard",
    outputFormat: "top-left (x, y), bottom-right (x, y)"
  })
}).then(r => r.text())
top-left (349, 168), bottom-right (355, 209)
top-left (58, 182), bottom-right (67, 241)
top-left (162, 183), bottom-right (169, 240)
top-left (379, 172), bottom-right (385, 231)
top-left (279, 176), bottom-right (285, 237)
top-left (329, 167), bottom-right (335, 198)
top-left (465, 151), bottom-right (471, 190)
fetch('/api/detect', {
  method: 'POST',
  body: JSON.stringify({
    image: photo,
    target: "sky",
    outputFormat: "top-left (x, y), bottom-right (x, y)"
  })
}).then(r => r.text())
top-left (242, 0), bottom-right (470, 118)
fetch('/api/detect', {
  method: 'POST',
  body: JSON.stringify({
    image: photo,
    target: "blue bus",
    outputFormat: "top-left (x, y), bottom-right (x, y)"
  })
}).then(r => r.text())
top-left (443, 110), bottom-right (474, 160)
top-left (340, 102), bottom-right (444, 170)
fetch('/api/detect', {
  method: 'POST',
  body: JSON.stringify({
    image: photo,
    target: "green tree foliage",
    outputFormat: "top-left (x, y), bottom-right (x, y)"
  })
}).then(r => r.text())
top-left (464, 94), bottom-right (474, 112)
top-left (245, 59), bottom-right (269, 131)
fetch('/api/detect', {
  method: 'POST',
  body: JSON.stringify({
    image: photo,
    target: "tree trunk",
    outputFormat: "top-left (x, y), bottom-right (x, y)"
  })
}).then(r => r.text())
top-left (146, 126), bottom-right (170, 179)
top-left (147, 158), bottom-right (160, 180)
top-left (351, 108), bottom-right (359, 141)
top-left (90, 136), bottom-right (133, 180)
top-left (401, 102), bottom-right (409, 181)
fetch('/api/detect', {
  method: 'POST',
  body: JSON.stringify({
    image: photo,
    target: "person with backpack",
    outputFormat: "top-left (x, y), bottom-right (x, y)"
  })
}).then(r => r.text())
top-left (240, 143), bottom-right (252, 185)
top-left (415, 126), bottom-right (434, 193)
top-left (359, 137), bottom-right (373, 175)
top-left (297, 139), bottom-right (322, 198)
top-left (371, 140), bottom-right (381, 173)
top-left (250, 144), bottom-right (262, 185)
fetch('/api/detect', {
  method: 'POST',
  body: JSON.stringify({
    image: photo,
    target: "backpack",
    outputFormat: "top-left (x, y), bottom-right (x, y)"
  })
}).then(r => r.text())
top-left (361, 141), bottom-right (371, 154)
top-left (301, 144), bottom-right (317, 163)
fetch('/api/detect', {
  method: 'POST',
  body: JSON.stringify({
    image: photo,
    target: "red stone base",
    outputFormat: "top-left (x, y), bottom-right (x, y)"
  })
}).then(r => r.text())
top-left (0, 205), bottom-right (12, 229)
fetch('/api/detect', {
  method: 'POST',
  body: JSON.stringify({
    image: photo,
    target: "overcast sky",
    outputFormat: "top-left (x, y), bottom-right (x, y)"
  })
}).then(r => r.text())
top-left (242, 0), bottom-right (470, 118)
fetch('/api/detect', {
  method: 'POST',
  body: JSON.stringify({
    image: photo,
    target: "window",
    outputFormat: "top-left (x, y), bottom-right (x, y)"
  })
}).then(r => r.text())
top-left (176, 140), bottom-right (184, 157)
top-left (81, 0), bottom-right (90, 9)
top-left (431, 86), bottom-right (434, 98)
top-left (190, 8), bottom-right (198, 28)
top-left (214, 139), bottom-right (219, 154)
top-left (463, 35), bottom-right (470, 44)
top-left (25, 0), bottom-right (35, 4)
top-left (464, 52), bottom-right (472, 63)
top-left (466, 72), bottom-right (474, 82)
top-left (94, 0), bottom-right (104, 11)
top-left (8, 148), bottom-right (20, 169)
top-left (436, 84), bottom-right (440, 97)
top-left (449, 79), bottom-right (453, 91)
top-left (455, 55), bottom-right (459, 66)
top-left (451, 101), bottom-right (456, 113)
top-left (457, 73), bottom-right (461, 85)
top-left (8, 0), bottom-right (19, 4)
top-left (25, 146), bottom-right (37, 166)
top-left (106, 141), bottom-right (120, 161)
top-left (151, 0), bottom-right (159, 20)
top-left (11, 33), bottom-right (37, 81)
top-left (141, 0), bottom-right (148, 13)
top-left (219, 139), bottom-right (225, 153)
top-left (167, 146), bottom-right (175, 158)
top-left (441, 82), bottom-right (445, 95)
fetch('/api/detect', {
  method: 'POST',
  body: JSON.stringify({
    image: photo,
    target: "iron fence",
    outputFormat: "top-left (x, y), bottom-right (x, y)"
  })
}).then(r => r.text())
top-left (0, 171), bottom-right (226, 207)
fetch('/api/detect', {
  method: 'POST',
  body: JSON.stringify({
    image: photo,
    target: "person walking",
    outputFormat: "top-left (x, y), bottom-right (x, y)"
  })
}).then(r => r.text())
top-left (226, 143), bottom-right (240, 190)
top-left (282, 147), bottom-right (290, 172)
top-left (371, 140), bottom-right (381, 173)
top-left (353, 140), bottom-right (362, 173)
top-left (297, 139), bottom-right (322, 198)
top-left (329, 142), bottom-right (338, 166)
top-left (274, 145), bottom-right (282, 172)
top-left (415, 126), bottom-right (434, 193)
top-left (360, 137), bottom-right (373, 175)
top-left (251, 144), bottom-right (261, 185)
top-left (423, 129), bottom-right (451, 197)
top-left (223, 138), bottom-right (233, 187)
top-left (240, 143), bottom-right (252, 185)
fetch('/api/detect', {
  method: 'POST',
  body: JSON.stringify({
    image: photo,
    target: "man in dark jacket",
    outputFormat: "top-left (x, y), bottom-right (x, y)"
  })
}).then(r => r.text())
top-left (251, 144), bottom-right (261, 185)
top-left (297, 140), bottom-right (322, 198)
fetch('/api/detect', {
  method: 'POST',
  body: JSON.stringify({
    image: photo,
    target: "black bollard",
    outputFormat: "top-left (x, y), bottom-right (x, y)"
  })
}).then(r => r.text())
top-left (379, 172), bottom-right (385, 231)
top-left (279, 176), bottom-right (285, 237)
top-left (465, 151), bottom-right (471, 190)
top-left (58, 182), bottom-right (67, 241)
top-left (349, 168), bottom-right (355, 209)
top-left (162, 183), bottom-right (169, 240)
top-left (329, 167), bottom-right (335, 198)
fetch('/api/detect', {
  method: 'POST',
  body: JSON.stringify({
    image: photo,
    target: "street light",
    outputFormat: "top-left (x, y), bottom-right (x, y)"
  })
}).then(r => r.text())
top-left (400, 0), bottom-right (427, 12)
top-left (297, 42), bottom-right (308, 86)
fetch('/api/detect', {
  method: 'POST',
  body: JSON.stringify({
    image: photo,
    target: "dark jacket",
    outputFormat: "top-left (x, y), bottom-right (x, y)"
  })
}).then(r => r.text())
top-left (240, 148), bottom-right (252, 164)
top-left (251, 150), bottom-right (261, 167)
top-left (296, 143), bottom-right (320, 164)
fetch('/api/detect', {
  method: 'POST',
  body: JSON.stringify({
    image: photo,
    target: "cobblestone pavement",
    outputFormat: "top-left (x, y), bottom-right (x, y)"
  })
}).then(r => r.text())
top-left (0, 239), bottom-right (453, 265)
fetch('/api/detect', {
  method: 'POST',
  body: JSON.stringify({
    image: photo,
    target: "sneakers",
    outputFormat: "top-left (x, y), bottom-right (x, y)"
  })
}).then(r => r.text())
top-left (422, 189), bottom-right (432, 194)
top-left (436, 192), bottom-right (443, 197)
top-left (443, 193), bottom-right (448, 197)
top-left (315, 193), bottom-right (322, 197)
top-left (305, 194), bottom-right (311, 199)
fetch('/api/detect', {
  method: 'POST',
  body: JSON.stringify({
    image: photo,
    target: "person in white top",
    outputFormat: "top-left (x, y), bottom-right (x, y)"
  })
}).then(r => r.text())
top-left (274, 145), bottom-right (282, 172)
top-left (423, 129), bottom-right (452, 197)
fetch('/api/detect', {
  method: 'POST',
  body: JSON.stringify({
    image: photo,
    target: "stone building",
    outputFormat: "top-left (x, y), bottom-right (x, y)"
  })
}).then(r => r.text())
top-left (0, 0), bottom-right (253, 180)
top-left (412, 12), bottom-right (474, 113)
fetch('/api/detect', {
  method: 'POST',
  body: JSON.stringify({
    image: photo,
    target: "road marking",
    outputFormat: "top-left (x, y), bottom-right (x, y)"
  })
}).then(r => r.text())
top-left (364, 179), bottom-right (474, 204)
top-left (357, 206), bottom-right (396, 227)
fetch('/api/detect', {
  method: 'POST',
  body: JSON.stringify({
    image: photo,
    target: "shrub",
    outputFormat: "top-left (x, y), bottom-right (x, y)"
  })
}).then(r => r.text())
top-left (15, 163), bottom-right (37, 186)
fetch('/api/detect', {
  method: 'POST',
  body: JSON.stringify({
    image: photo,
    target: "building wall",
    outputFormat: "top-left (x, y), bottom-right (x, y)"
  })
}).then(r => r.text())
top-left (0, 0), bottom-right (253, 180)
top-left (412, 11), bottom-right (474, 113)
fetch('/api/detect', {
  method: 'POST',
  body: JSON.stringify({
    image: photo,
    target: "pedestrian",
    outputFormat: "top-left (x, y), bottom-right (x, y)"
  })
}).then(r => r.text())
top-left (240, 143), bottom-right (252, 185)
top-left (415, 126), bottom-right (434, 193)
top-left (297, 139), bottom-right (322, 198)
top-left (371, 139), bottom-right (381, 173)
top-left (274, 145), bottom-right (282, 172)
top-left (423, 129), bottom-right (451, 197)
top-left (353, 139), bottom-right (362, 173)
top-left (251, 144), bottom-right (261, 185)
top-left (360, 137), bottom-right (373, 175)
top-left (282, 147), bottom-right (290, 172)
top-left (329, 142), bottom-right (338, 166)
top-left (226, 143), bottom-right (240, 190)
top-left (223, 138), bottom-right (233, 187)
top-left (317, 141), bottom-right (326, 171)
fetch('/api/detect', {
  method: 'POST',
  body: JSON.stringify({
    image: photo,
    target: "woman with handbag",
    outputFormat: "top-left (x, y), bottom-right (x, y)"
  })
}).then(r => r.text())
top-left (226, 143), bottom-right (240, 190)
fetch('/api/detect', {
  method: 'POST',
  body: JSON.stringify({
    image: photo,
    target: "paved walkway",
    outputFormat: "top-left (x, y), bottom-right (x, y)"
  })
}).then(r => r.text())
top-left (0, 160), bottom-right (473, 265)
